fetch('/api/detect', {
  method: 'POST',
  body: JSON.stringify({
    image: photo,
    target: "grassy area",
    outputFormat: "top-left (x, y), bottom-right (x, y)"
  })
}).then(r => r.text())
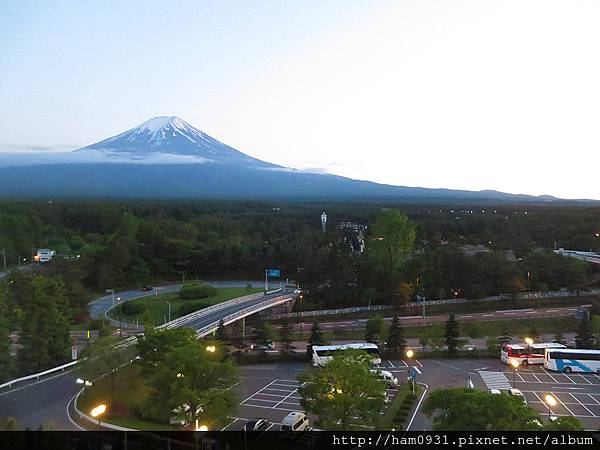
top-left (108, 286), bottom-right (262, 326)
top-left (77, 364), bottom-right (177, 430)
top-left (380, 383), bottom-right (420, 429)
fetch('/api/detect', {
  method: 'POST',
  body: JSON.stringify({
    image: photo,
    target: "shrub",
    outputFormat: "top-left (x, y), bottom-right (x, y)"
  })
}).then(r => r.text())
top-left (120, 301), bottom-right (144, 315)
top-left (179, 283), bottom-right (217, 300)
top-left (73, 314), bottom-right (89, 324)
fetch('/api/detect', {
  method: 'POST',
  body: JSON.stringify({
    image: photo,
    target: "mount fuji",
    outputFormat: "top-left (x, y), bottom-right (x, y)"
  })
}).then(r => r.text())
top-left (75, 116), bottom-right (275, 167)
top-left (0, 116), bottom-right (586, 203)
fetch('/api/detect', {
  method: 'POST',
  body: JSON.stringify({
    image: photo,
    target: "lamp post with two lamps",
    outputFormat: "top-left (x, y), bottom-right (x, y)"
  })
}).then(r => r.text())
top-left (510, 359), bottom-right (520, 387)
top-left (544, 394), bottom-right (557, 422)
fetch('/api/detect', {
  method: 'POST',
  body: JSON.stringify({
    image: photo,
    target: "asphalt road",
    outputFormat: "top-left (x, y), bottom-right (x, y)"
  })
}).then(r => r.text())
top-left (89, 280), bottom-right (264, 322)
top-left (0, 369), bottom-right (81, 430)
top-left (0, 281), bottom-right (285, 430)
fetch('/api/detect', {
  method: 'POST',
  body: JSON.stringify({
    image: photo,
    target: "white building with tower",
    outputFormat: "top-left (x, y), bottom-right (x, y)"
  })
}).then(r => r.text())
top-left (321, 212), bottom-right (327, 232)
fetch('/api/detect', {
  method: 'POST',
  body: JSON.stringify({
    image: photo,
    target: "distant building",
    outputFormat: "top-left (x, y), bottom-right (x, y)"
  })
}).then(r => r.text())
top-left (460, 244), bottom-right (490, 256)
top-left (339, 220), bottom-right (367, 253)
top-left (34, 248), bottom-right (55, 263)
top-left (321, 212), bottom-right (327, 232)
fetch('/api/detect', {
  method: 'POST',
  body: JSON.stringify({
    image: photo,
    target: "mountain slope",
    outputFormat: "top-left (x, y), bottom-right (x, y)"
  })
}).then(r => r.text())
top-left (0, 116), bottom-right (592, 203)
top-left (76, 116), bottom-right (275, 167)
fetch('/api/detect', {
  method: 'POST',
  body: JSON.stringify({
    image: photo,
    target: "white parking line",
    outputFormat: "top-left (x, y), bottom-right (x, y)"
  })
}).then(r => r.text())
top-left (563, 373), bottom-right (577, 384)
top-left (220, 418), bottom-right (239, 431)
top-left (240, 379), bottom-right (279, 404)
top-left (274, 382), bottom-right (305, 408)
top-left (542, 368), bottom-right (559, 383)
top-left (569, 393), bottom-right (597, 417)
top-left (516, 372), bottom-right (526, 382)
top-left (387, 360), bottom-right (395, 368)
top-left (529, 372), bottom-right (542, 383)
top-left (575, 374), bottom-right (593, 385)
top-left (555, 393), bottom-right (577, 416)
top-left (588, 394), bottom-right (600, 405)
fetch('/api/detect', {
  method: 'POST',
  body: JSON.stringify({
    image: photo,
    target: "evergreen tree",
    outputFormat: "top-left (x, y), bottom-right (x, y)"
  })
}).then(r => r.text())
top-left (307, 321), bottom-right (325, 357)
top-left (0, 282), bottom-right (15, 382)
top-left (17, 276), bottom-right (70, 374)
top-left (386, 314), bottom-right (405, 356)
top-left (444, 315), bottom-right (459, 356)
top-left (364, 315), bottom-right (385, 346)
top-left (215, 319), bottom-right (228, 342)
top-left (553, 330), bottom-right (567, 346)
top-left (526, 326), bottom-right (540, 342)
top-left (575, 317), bottom-right (594, 349)
top-left (279, 318), bottom-right (293, 353)
top-left (497, 326), bottom-right (513, 347)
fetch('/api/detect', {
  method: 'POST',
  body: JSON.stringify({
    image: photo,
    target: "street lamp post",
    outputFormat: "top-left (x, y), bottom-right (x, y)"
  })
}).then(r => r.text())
top-left (299, 294), bottom-right (304, 340)
top-left (524, 337), bottom-right (533, 366)
top-left (406, 349), bottom-right (415, 394)
top-left (166, 302), bottom-right (171, 323)
top-left (544, 394), bottom-right (557, 422)
top-left (510, 359), bottom-right (520, 387)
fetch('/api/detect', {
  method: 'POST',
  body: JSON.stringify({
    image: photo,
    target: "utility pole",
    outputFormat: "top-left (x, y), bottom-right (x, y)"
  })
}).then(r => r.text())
top-left (1, 248), bottom-right (6, 270)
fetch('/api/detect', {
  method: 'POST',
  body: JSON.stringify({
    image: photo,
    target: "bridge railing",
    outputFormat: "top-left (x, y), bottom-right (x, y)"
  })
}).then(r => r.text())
top-left (195, 293), bottom-right (293, 337)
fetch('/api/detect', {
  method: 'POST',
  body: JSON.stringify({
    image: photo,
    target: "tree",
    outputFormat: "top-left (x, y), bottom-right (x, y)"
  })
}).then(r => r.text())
top-left (78, 336), bottom-right (137, 391)
top-left (254, 318), bottom-right (275, 347)
top-left (369, 210), bottom-right (416, 273)
top-left (298, 349), bottom-right (386, 429)
top-left (279, 318), bottom-right (293, 353)
top-left (17, 276), bottom-right (71, 374)
top-left (423, 388), bottom-right (543, 431)
top-left (526, 326), bottom-right (540, 342)
top-left (497, 326), bottom-right (512, 346)
top-left (215, 319), bottom-right (228, 342)
top-left (364, 315), bottom-right (385, 347)
top-left (307, 321), bottom-right (325, 357)
top-left (575, 317), bottom-right (594, 349)
top-left (553, 330), bottom-right (567, 346)
top-left (136, 327), bottom-right (197, 375)
top-left (142, 338), bottom-right (238, 426)
top-left (592, 315), bottom-right (600, 349)
top-left (385, 314), bottom-right (405, 356)
top-left (444, 315), bottom-right (459, 356)
top-left (0, 282), bottom-right (15, 382)
top-left (393, 282), bottom-right (413, 309)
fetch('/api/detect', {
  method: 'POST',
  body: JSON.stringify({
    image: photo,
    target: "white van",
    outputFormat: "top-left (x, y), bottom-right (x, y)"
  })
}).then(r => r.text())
top-left (370, 369), bottom-right (399, 388)
top-left (280, 412), bottom-right (309, 432)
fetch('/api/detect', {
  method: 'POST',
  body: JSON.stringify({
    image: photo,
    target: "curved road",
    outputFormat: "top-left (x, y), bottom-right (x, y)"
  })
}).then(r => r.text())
top-left (0, 282), bottom-right (292, 430)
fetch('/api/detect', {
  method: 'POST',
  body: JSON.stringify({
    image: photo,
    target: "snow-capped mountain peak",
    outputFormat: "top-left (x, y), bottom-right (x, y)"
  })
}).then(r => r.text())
top-left (76, 116), bottom-right (274, 167)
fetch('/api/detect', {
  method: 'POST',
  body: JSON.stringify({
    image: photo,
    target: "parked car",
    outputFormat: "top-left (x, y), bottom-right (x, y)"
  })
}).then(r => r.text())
top-left (490, 389), bottom-right (501, 395)
top-left (370, 369), bottom-right (399, 388)
top-left (242, 418), bottom-right (270, 432)
top-left (280, 412), bottom-right (309, 432)
top-left (508, 388), bottom-right (527, 404)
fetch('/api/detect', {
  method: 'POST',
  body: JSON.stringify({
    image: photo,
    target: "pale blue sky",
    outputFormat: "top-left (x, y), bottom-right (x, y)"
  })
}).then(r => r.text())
top-left (2, 1), bottom-right (600, 199)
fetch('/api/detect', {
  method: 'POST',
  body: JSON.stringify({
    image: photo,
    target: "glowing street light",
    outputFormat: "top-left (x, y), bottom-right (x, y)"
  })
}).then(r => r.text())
top-left (406, 349), bottom-right (414, 359)
top-left (524, 337), bottom-right (533, 365)
top-left (90, 404), bottom-right (107, 428)
top-left (544, 394), bottom-right (557, 421)
top-left (510, 359), bottom-right (520, 387)
top-left (206, 345), bottom-right (216, 353)
top-left (524, 337), bottom-right (534, 345)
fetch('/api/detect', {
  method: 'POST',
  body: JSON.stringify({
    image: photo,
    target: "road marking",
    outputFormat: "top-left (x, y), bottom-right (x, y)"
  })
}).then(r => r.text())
top-left (563, 373), bottom-right (577, 384)
top-left (529, 372), bottom-right (542, 383)
top-left (66, 390), bottom-right (87, 431)
top-left (220, 418), bottom-right (239, 431)
top-left (555, 392), bottom-right (576, 416)
top-left (542, 368), bottom-right (560, 383)
top-left (274, 382), bottom-right (305, 408)
top-left (482, 314), bottom-right (493, 317)
top-left (406, 382), bottom-right (428, 431)
top-left (588, 394), bottom-right (600, 405)
top-left (387, 360), bottom-right (395, 368)
top-left (399, 360), bottom-right (408, 368)
top-left (241, 403), bottom-right (300, 412)
top-left (479, 371), bottom-right (512, 390)
top-left (240, 379), bottom-right (278, 404)
top-left (574, 374), bottom-right (593, 385)
top-left (569, 393), bottom-right (597, 417)
top-left (516, 372), bottom-right (526, 382)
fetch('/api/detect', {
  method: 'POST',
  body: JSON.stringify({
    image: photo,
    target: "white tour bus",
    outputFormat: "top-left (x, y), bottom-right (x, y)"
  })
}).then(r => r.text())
top-left (311, 342), bottom-right (381, 367)
top-left (500, 342), bottom-right (566, 365)
top-left (544, 348), bottom-right (600, 373)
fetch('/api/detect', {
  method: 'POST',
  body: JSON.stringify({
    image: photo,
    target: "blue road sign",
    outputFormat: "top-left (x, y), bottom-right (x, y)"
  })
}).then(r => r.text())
top-left (410, 367), bottom-right (418, 380)
top-left (266, 269), bottom-right (281, 277)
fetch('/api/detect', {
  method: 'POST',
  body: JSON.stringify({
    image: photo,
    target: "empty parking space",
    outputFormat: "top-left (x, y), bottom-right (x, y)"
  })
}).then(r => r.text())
top-left (479, 365), bottom-right (600, 429)
top-left (240, 379), bottom-right (304, 412)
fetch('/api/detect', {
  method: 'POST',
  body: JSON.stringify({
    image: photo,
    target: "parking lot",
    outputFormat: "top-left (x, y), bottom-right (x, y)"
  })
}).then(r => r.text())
top-left (478, 363), bottom-right (600, 430)
top-left (223, 361), bottom-right (412, 431)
